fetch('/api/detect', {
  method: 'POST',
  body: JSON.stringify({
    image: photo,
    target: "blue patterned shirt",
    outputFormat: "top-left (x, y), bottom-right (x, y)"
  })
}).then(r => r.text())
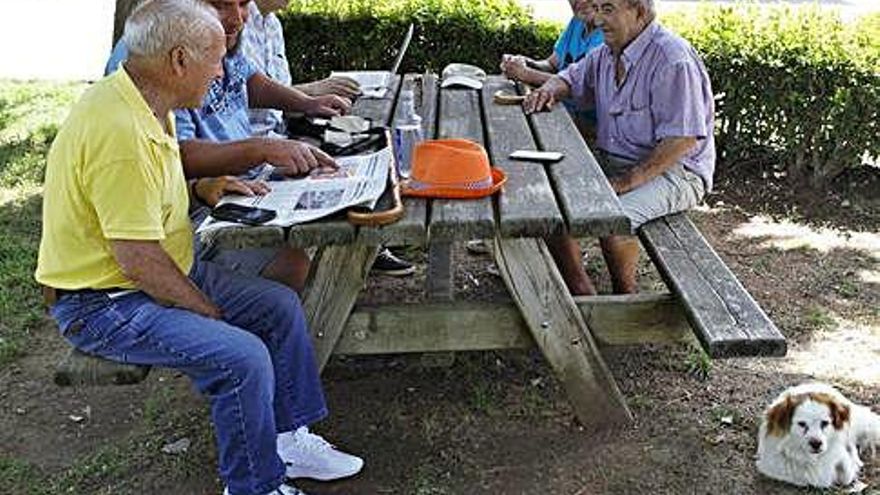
top-left (240, 2), bottom-right (291, 137)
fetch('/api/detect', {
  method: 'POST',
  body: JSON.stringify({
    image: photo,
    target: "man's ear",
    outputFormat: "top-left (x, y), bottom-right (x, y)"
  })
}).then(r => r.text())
top-left (170, 46), bottom-right (188, 76)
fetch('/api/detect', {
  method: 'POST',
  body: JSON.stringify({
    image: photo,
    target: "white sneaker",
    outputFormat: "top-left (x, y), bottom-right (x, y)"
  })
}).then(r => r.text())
top-left (278, 426), bottom-right (364, 481)
top-left (223, 483), bottom-right (308, 495)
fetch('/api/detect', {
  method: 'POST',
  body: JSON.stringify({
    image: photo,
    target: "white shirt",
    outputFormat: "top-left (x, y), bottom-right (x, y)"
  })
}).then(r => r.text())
top-left (240, 2), bottom-right (292, 137)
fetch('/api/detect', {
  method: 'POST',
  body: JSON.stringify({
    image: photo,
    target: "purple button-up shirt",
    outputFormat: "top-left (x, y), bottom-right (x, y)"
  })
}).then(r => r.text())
top-left (559, 22), bottom-right (716, 190)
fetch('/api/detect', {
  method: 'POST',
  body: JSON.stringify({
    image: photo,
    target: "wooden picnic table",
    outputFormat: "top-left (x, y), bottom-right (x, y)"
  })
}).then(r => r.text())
top-left (203, 73), bottom-right (636, 429)
top-left (201, 73), bottom-right (784, 430)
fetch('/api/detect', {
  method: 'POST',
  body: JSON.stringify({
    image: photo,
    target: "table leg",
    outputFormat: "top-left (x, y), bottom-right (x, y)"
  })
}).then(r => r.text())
top-left (494, 236), bottom-right (632, 429)
top-left (426, 240), bottom-right (453, 301)
top-left (302, 243), bottom-right (380, 372)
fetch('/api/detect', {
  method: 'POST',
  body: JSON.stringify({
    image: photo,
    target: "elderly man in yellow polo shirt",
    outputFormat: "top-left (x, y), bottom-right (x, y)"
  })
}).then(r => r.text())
top-left (35, 1), bottom-right (362, 494)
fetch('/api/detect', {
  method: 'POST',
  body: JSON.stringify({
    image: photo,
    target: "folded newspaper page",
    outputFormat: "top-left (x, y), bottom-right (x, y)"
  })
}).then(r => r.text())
top-left (330, 71), bottom-right (390, 99)
top-left (196, 146), bottom-right (392, 234)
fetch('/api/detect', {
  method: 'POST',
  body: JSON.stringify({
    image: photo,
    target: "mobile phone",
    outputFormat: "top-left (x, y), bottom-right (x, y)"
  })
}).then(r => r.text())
top-left (509, 150), bottom-right (565, 163)
top-left (210, 203), bottom-right (277, 226)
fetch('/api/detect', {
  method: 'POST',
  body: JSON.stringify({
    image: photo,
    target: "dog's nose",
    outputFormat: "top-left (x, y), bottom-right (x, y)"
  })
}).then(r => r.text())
top-left (808, 439), bottom-right (823, 452)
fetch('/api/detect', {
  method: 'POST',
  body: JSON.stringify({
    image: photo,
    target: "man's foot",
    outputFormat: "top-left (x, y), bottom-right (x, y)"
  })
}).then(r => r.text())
top-left (224, 483), bottom-right (308, 495)
top-left (371, 248), bottom-right (415, 277)
top-left (278, 426), bottom-right (364, 481)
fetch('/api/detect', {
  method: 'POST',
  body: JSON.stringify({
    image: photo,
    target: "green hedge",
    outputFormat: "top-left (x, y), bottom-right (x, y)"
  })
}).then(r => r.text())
top-left (279, 1), bottom-right (880, 183)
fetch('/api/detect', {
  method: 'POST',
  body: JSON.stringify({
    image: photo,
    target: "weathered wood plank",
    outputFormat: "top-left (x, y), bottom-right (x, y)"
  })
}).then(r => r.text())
top-left (55, 348), bottom-right (150, 387)
top-left (287, 216), bottom-right (356, 248)
top-left (334, 294), bottom-right (693, 354)
top-left (428, 86), bottom-right (496, 241)
top-left (302, 244), bottom-right (380, 371)
top-left (639, 214), bottom-right (786, 357)
top-left (482, 76), bottom-right (564, 238)
top-left (494, 236), bottom-right (632, 429)
top-left (204, 225), bottom-right (285, 251)
top-left (527, 101), bottom-right (630, 237)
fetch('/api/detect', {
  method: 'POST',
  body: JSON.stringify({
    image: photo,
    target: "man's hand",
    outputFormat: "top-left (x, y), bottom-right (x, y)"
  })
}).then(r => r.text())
top-left (523, 86), bottom-right (557, 114)
top-left (523, 76), bottom-right (571, 114)
top-left (194, 176), bottom-right (270, 206)
top-left (296, 76), bottom-right (361, 99)
top-left (262, 139), bottom-right (337, 176)
top-left (500, 54), bottom-right (528, 81)
top-left (305, 94), bottom-right (352, 117)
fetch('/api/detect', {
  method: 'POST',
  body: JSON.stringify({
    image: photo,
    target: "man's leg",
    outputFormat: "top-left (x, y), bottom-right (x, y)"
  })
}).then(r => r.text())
top-left (546, 234), bottom-right (597, 296)
top-left (261, 247), bottom-right (311, 293)
top-left (194, 261), bottom-right (362, 481)
top-left (50, 292), bottom-right (288, 495)
top-left (192, 260), bottom-right (327, 433)
top-left (603, 163), bottom-right (706, 294)
top-left (600, 235), bottom-right (640, 294)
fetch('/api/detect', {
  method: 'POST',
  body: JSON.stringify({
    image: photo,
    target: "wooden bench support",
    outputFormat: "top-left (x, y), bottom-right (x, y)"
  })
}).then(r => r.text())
top-left (302, 243), bottom-right (380, 372)
top-left (335, 294), bottom-right (693, 354)
top-left (55, 348), bottom-right (150, 387)
top-left (493, 236), bottom-right (632, 429)
top-left (639, 213), bottom-right (787, 358)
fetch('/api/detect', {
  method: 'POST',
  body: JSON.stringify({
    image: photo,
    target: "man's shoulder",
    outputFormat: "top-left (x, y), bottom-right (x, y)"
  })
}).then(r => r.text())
top-left (650, 24), bottom-right (700, 66)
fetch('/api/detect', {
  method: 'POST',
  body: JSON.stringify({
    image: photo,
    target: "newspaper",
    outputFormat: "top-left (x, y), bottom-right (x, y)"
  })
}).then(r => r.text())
top-left (196, 146), bottom-right (392, 233)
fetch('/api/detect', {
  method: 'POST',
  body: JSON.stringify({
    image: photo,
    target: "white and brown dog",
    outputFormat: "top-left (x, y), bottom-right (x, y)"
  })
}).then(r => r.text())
top-left (756, 382), bottom-right (880, 488)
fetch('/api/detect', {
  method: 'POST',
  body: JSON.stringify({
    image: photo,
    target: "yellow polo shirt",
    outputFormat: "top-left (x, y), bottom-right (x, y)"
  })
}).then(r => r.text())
top-left (35, 68), bottom-right (193, 290)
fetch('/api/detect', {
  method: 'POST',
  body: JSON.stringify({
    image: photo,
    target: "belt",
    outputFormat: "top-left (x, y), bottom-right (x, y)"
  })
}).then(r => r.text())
top-left (41, 286), bottom-right (136, 306)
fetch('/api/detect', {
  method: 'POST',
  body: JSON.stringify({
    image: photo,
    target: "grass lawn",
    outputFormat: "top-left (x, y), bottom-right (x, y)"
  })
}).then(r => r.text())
top-left (0, 80), bottom-right (86, 366)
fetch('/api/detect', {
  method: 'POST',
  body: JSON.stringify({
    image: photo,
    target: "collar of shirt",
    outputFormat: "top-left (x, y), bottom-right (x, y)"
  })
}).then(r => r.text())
top-left (620, 21), bottom-right (659, 74)
top-left (113, 67), bottom-right (177, 147)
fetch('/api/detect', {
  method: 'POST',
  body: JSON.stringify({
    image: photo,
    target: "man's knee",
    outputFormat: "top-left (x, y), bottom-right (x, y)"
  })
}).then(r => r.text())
top-left (261, 247), bottom-right (310, 293)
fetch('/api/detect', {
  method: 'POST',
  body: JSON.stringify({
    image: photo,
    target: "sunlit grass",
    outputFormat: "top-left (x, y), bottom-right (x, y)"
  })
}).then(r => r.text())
top-left (0, 80), bottom-right (86, 366)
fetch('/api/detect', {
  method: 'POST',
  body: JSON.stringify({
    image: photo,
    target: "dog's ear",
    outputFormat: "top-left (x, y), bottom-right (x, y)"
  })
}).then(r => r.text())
top-left (829, 398), bottom-right (851, 430)
top-left (811, 392), bottom-right (851, 430)
top-left (766, 396), bottom-right (797, 437)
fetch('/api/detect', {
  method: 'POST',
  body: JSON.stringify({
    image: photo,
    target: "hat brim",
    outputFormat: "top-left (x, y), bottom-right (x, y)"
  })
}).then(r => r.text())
top-left (401, 168), bottom-right (507, 199)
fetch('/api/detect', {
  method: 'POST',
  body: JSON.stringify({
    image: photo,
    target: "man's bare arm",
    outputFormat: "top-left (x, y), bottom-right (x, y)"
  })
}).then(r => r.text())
top-left (247, 72), bottom-right (350, 117)
top-left (112, 240), bottom-right (221, 319)
top-left (609, 137), bottom-right (698, 194)
top-left (180, 137), bottom-right (337, 178)
top-left (179, 138), bottom-right (267, 178)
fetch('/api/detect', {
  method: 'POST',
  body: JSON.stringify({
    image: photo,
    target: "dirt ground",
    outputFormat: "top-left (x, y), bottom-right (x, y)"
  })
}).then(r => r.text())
top-left (1, 164), bottom-right (879, 495)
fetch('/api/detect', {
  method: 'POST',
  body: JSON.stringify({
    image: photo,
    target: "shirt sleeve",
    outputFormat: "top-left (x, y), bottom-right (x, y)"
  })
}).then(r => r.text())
top-left (557, 50), bottom-right (597, 111)
top-left (651, 59), bottom-right (709, 141)
top-left (82, 152), bottom-right (165, 241)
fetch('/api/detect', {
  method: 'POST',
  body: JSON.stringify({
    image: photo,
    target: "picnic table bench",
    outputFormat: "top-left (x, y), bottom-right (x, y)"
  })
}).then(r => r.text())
top-left (55, 73), bottom-right (786, 430)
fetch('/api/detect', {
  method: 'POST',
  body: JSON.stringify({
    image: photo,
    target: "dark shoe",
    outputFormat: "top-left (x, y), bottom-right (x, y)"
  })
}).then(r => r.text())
top-left (371, 248), bottom-right (415, 277)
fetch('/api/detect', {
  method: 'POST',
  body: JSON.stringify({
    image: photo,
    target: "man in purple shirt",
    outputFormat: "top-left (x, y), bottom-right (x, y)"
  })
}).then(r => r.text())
top-left (524, 0), bottom-right (714, 295)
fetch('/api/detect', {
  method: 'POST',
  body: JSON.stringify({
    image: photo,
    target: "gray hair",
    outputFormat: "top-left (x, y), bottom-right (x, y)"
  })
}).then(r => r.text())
top-left (624, 0), bottom-right (656, 18)
top-left (123, 0), bottom-right (222, 61)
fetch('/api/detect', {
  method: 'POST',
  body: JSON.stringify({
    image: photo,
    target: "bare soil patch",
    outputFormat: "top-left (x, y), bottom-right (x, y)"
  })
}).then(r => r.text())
top-left (1, 165), bottom-right (878, 494)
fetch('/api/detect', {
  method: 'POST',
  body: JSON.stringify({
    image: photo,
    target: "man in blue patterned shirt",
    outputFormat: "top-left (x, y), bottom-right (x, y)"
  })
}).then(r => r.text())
top-left (240, 0), bottom-right (360, 138)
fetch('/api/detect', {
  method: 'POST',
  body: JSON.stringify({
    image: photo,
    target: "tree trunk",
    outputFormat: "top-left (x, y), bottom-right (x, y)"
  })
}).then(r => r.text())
top-left (113, 0), bottom-right (141, 45)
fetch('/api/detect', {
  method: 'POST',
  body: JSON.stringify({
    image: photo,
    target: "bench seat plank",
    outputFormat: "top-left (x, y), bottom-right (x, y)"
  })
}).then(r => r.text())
top-left (482, 76), bottom-right (564, 238)
top-left (55, 348), bottom-right (150, 387)
top-left (639, 213), bottom-right (786, 358)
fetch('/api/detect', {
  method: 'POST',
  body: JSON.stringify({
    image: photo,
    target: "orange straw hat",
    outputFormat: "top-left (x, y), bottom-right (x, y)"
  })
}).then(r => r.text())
top-left (401, 139), bottom-right (507, 199)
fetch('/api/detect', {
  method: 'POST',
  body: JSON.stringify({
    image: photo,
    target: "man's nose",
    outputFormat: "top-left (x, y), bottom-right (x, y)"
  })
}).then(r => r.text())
top-left (808, 438), bottom-right (823, 451)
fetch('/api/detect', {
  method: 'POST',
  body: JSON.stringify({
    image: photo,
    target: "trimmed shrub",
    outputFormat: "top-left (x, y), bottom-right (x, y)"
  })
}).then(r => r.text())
top-left (279, 1), bottom-right (879, 184)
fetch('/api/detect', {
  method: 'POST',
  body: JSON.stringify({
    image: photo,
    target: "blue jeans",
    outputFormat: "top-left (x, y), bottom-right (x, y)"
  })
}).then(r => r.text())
top-left (50, 260), bottom-right (328, 495)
